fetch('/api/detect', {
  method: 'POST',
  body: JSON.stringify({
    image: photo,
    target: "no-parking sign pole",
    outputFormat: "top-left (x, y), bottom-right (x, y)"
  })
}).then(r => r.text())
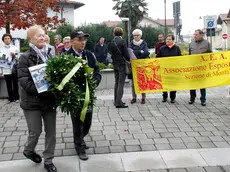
top-left (204, 15), bottom-right (217, 49)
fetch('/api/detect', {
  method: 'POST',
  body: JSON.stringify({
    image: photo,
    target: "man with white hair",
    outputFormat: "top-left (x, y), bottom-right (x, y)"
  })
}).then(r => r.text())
top-left (129, 29), bottom-right (150, 104)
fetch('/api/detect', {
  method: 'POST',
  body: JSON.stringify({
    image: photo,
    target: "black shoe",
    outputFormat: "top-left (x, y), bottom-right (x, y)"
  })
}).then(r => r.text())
top-left (114, 102), bottom-right (126, 106)
top-left (44, 163), bottom-right (57, 172)
top-left (23, 151), bottom-right (42, 163)
top-left (130, 98), bottom-right (136, 104)
top-left (116, 105), bottom-right (128, 108)
top-left (171, 100), bottom-right (175, 103)
top-left (201, 102), bottom-right (206, 106)
top-left (162, 99), bottom-right (167, 102)
top-left (189, 100), bottom-right (195, 104)
top-left (78, 152), bottom-right (89, 161)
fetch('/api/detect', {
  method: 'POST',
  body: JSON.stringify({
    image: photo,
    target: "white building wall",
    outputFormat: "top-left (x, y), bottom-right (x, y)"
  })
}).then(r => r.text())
top-left (227, 22), bottom-right (230, 49)
top-left (48, 5), bottom-right (75, 25)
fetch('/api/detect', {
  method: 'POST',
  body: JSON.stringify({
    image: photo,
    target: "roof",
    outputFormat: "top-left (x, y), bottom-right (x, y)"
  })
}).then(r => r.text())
top-left (218, 10), bottom-right (230, 22)
top-left (219, 13), bottom-right (230, 21)
top-left (142, 16), bottom-right (163, 26)
top-left (155, 19), bottom-right (182, 26)
top-left (103, 21), bottom-right (122, 27)
top-left (58, 0), bottom-right (85, 9)
top-left (103, 16), bottom-right (183, 28)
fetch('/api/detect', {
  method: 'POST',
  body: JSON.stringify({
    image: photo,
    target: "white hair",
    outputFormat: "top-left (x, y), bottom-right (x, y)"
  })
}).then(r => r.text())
top-left (63, 36), bottom-right (71, 42)
top-left (132, 29), bottom-right (142, 36)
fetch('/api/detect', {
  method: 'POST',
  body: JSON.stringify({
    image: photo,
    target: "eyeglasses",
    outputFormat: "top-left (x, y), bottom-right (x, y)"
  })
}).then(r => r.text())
top-left (64, 41), bottom-right (70, 44)
top-left (134, 35), bottom-right (140, 37)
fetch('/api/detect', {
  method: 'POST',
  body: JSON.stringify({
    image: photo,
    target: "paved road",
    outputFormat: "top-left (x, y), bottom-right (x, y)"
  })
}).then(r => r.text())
top-left (0, 86), bottom-right (230, 161)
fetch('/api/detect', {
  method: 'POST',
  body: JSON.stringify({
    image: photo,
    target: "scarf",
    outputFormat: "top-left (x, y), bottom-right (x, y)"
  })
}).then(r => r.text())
top-left (4, 44), bottom-right (11, 48)
top-left (133, 39), bottom-right (143, 46)
top-left (29, 43), bottom-right (48, 63)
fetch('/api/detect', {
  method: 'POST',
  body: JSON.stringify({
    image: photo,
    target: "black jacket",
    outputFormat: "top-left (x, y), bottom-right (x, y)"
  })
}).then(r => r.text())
top-left (129, 40), bottom-right (150, 59)
top-left (156, 44), bottom-right (182, 58)
top-left (18, 48), bottom-right (56, 110)
top-left (94, 43), bottom-right (108, 63)
top-left (109, 36), bottom-right (130, 65)
top-left (66, 47), bottom-right (102, 86)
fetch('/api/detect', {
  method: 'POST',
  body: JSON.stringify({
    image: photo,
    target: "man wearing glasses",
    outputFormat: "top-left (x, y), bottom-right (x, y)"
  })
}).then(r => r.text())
top-left (66, 30), bottom-right (101, 161)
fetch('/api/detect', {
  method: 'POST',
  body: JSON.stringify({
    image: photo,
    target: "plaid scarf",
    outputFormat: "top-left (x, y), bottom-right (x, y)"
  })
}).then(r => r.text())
top-left (29, 43), bottom-right (48, 63)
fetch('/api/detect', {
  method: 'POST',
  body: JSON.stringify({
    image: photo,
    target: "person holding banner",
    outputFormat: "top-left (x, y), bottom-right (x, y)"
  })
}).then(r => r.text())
top-left (18, 25), bottom-right (57, 172)
top-left (188, 29), bottom-right (212, 106)
top-left (0, 33), bottom-right (19, 103)
top-left (129, 29), bottom-right (150, 104)
top-left (156, 34), bottom-right (182, 103)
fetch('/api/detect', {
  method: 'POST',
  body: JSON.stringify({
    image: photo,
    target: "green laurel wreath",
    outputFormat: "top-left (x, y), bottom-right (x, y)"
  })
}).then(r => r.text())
top-left (45, 54), bottom-right (97, 121)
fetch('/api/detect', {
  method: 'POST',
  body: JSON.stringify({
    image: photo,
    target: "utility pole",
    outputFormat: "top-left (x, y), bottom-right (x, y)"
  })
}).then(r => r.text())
top-left (164, 0), bottom-right (167, 37)
top-left (173, 1), bottom-right (181, 44)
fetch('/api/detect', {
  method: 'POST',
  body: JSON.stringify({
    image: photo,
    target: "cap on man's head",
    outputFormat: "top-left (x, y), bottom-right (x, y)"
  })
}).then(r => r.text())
top-left (70, 30), bottom-right (90, 39)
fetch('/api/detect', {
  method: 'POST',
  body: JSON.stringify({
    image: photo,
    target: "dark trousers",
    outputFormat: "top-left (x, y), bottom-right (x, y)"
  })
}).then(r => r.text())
top-left (70, 110), bottom-right (93, 154)
top-left (23, 109), bottom-right (56, 164)
top-left (114, 64), bottom-right (126, 106)
top-left (4, 73), bottom-right (19, 101)
top-left (163, 91), bottom-right (176, 100)
top-left (190, 89), bottom-right (206, 103)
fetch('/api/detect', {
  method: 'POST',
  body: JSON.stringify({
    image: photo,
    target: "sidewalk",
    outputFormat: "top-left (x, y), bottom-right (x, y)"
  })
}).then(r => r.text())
top-left (0, 148), bottom-right (230, 172)
top-left (0, 86), bottom-right (230, 171)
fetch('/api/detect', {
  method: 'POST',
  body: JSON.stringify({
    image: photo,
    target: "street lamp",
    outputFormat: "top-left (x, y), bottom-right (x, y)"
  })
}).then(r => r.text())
top-left (120, 17), bottom-right (131, 43)
top-left (164, 0), bottom-right (167, 37)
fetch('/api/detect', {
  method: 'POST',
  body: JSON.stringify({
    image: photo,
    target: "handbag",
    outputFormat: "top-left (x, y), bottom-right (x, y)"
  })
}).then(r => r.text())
top-left (113, 39), bottom-right (132, 75)
top-left (11, 57), bottom-right (18, 75)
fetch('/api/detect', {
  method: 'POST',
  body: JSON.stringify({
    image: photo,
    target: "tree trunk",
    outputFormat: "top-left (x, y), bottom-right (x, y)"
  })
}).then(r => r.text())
top-left (5, 0), bottom-right (10, 33)
top-left (6, 22), bottom-right (10, 34)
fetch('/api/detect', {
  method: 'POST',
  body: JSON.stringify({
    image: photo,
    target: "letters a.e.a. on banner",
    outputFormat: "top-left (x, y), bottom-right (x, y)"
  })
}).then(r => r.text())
top-left (131, 51), bottom-right (230, 94)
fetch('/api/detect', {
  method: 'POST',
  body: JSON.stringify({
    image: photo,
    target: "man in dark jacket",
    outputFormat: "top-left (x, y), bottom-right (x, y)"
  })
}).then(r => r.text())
top-left (94, 37), bottom-right (108, 65)
top-left (66, 30), bottom-right (101, 161)
top-left (155, 33), bottom-right (166, 56)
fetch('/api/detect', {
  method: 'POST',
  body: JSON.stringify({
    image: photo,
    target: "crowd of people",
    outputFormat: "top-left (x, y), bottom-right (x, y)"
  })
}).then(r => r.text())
top-left (109, 27), bottom-right (211, 108)
top-left (0, 25), bottom-right (212, 172)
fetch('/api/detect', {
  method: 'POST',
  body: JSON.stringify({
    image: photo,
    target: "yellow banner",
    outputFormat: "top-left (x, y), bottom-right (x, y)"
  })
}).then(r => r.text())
top-left (132, 51), bottom-right (230, 94)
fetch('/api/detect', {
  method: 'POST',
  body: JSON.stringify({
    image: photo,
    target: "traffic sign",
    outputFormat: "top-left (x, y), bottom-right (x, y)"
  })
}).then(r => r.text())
top-left (222, 34), bottom-right (228, 39)
top-left (203, 15), bottom-right (217, 29)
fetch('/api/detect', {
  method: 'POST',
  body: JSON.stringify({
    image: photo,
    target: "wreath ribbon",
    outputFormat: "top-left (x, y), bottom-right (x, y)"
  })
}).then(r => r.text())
top-left (80, 78), bottom-right (89, 122)
top-left (57, 62), bottom-right (90, 122)
top-left (57, 62), bottom-right (82, 91)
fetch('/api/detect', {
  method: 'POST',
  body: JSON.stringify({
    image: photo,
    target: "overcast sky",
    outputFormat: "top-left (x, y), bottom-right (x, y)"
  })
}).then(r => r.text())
top-left (74, 0), bottom-right (229, 34)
